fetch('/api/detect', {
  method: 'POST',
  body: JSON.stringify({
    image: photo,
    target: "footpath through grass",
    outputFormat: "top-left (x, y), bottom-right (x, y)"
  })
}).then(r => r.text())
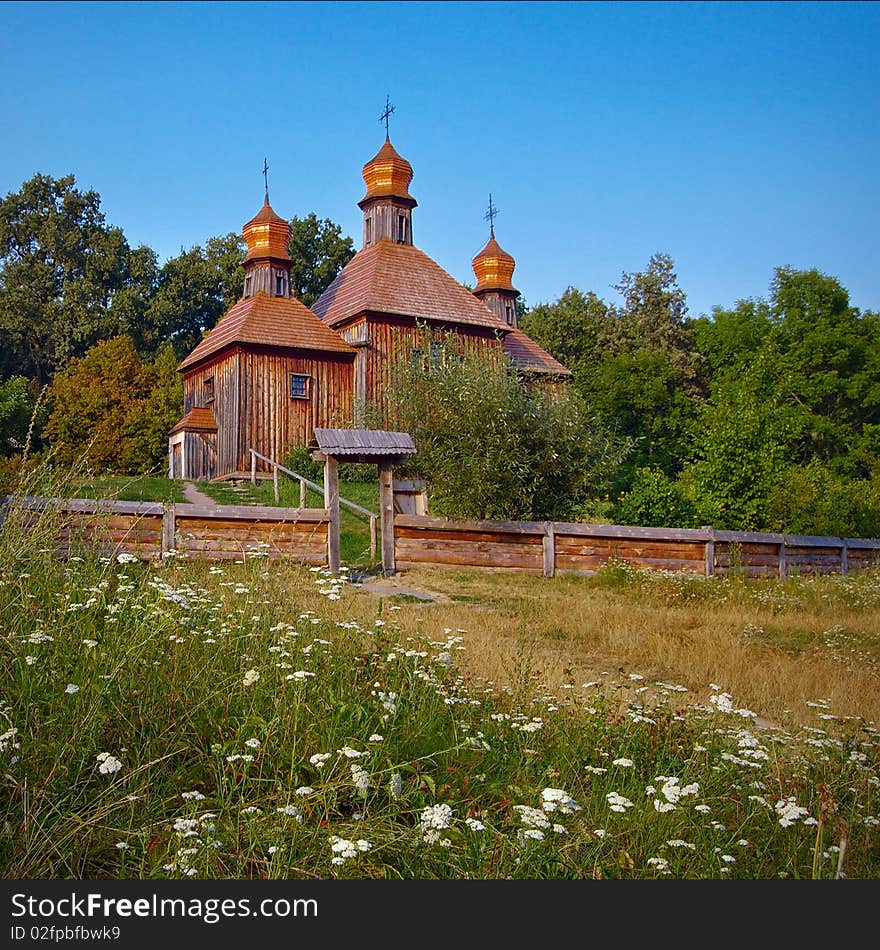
top-left (1, 500), bottom-right (878, 880)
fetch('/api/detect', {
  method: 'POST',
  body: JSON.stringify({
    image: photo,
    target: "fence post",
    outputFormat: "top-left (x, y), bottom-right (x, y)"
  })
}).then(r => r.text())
top-left (250, 450), bottom-right (257, 485)
top-left (703, 526), bottom-right (715, 578)
top-left (370, 515), bottom-right (378, 562)
top-left (778, 540), bottom-right (787, 581)
top-left (299, 478), bottom-right (307, 509)
top-left (273, 465), bottom-right (279, 504)
top-left (841, 540), bottom-right (849, 576)
top-left (542, 522), bottom-right (556, 578)
top-left (378, 462), bottom-right (396, 576)
top-left (162, 502), bottom-right (176, 557)
top-left (323, 456), bottom-right (340, 575)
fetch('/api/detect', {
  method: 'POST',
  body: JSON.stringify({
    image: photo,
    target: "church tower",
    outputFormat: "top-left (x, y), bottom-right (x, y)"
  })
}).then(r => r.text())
top-left (471, 198), bottom-right (520, 328)
top-left (358, 135), bottom-right (417, 248)
top-left (241, 195), bottom-right (293, 299)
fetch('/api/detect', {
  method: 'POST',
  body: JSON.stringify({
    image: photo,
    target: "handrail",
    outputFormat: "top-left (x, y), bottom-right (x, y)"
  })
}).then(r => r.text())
top-left (249, 449), bottom-right (377, 518)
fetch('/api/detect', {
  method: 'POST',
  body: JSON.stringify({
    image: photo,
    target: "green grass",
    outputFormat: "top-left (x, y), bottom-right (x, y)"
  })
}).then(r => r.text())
top-left (1, 500), bottom-right (878, 880)
top-left (70, 474), bottom-right (186, 503)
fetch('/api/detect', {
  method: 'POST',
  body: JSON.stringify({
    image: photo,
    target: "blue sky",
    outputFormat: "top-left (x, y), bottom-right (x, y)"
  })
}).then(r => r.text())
top-left (1, 1), bottom-right (877, 318)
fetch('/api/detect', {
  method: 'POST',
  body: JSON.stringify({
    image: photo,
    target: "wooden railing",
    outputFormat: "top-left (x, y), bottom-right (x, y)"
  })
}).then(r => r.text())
top-left (249, 448), bottom-right (378, 559)
top-left (393, 515), bottom-right (880, 578)
top-left (1, 496), bottom-right (330, 563)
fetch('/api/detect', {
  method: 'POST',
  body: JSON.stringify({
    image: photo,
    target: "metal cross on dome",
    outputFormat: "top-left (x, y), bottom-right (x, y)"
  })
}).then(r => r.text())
top-left (485, 193), bottom-right (499, 237)
top-left (380, 96), bottom-right (395, 136)
top-left (262, 158), bottom-right (269, 201)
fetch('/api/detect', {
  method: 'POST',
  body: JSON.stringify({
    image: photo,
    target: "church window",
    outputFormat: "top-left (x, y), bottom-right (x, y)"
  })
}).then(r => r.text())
top-left (204, 377), bottom-right (214, 403)
top-left (430, 340), bottom-right (442, 370)
top-left (245, 275), bottom-right (252, 296)
top-left (397, 214), bottom-right (406, 243)
top-left (275, 273), bottom-right (283, 296)
top-left (290, 373), bottom-right (311, 400)
top-left (365, 217), bottom-right (372, 245)
top-left (410, 348), bottom-right (423, 373)
top-left (505, 304), bottom-right (513, 324)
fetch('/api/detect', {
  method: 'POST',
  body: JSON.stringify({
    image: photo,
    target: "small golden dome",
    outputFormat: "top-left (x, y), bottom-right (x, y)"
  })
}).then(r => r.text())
top-left (243, 197), bottom-right (291, 263)
top-left (472, 234), bottom-right (516, 292)
top-left (359, 136), bottom-right (416, 207)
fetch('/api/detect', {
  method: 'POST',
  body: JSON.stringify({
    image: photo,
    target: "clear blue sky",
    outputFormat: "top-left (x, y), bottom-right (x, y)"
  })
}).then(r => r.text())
top-left (2, 1), bottom-right (877, 318)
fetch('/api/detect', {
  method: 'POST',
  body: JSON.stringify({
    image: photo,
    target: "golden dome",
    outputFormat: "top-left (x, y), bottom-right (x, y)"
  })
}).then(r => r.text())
top-left (243, 197), bottom-right (291, 263)
top-left (472, 234), bottom-right (516, 292)
top-left (359, 136), bottom-right (416, 207)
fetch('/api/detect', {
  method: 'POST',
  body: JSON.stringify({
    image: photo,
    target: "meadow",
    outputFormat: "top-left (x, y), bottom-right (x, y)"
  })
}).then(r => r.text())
top-left (1, 487), bottom-right (878, 880)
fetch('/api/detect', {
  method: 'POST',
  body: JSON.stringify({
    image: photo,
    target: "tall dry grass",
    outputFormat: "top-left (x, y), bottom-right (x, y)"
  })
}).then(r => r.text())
top-left (345, 563), bottom-right (880, 730)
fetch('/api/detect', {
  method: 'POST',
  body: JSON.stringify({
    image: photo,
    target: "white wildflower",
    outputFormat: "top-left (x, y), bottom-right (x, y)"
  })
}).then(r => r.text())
top-left (95, 751), bottom-right (122, 775)
top-left (242, 669), bottom-right (260, 687)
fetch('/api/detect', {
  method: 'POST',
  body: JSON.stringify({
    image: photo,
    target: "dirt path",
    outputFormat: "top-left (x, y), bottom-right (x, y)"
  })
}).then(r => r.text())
top-left (182, 482), bottom-right (216, 506)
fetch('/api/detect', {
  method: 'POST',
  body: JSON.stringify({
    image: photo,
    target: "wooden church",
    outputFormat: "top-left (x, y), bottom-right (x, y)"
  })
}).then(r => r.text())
top-left (169, 133), bottom-right (570, 481)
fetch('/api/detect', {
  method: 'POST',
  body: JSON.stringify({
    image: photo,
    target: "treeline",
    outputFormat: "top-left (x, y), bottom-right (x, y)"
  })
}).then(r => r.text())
top-left (0, 173), bottom-right (354, 474)
top-left (2, 173), bottom-right (879, 538)
top-left (521, 255), bottom-right (880, 536)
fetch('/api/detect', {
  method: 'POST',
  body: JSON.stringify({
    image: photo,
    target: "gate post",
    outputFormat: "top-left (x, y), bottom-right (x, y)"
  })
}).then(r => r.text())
top-left (323, 455), bottom-right (340, 575)
top-left (378, 461), bottom-right (396, 576)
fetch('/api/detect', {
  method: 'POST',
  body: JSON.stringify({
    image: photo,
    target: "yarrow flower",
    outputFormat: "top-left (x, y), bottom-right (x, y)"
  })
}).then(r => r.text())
top-left (606, 792), bottom-right (634, 813)
top-left (242, 669), bottom-right (260, 687)
top-left (465, 817), bottom-right (485, 832)
top-left (329, 836), bottom-right (371, 865)
top-left (95, 752), bottom-right (122, 775)
top-left (309, 753), bottom-right (331, 768)
top-left (64, 683), bottom-right (80, 694)
top-left (612, 758), bottom-right (634, 768)
top-left (541, 788), bottom-right (581, 815)
top-left (775, 797), bottom-right (810, 828)
top-left (351, 764), bottom-right (371, 795)
top-left (420, 803), bottom-right (453, 844)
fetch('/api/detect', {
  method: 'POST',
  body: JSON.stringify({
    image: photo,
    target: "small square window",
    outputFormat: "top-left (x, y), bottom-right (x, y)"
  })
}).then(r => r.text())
top-left (204, 377), bottom-right (215, 402)
top-left (275, 273), bottom-right (284, 296)
top-left (430, 340), bottom-right (442, 370)
top-left (290, 373), bottom-right (311, 400)
top-left (410, 347), bottom-right (423, 373)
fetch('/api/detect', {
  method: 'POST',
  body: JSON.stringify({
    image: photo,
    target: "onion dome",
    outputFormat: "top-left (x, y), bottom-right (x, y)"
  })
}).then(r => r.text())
top-left (242, 197), bottom-right (291, 263)
top-left (472, 234), bottom-right (517, 292)
top-left (359, 136), bottom-right (417, 208)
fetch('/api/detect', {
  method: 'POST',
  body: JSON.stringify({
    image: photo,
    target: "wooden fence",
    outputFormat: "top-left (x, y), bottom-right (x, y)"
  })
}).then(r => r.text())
top-left (2, 497), bottom-right (329, 564)
top-left (393, 515), bottom-right (880, 578)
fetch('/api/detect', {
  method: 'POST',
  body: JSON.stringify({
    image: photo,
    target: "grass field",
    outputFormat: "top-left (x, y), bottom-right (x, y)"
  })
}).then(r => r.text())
top-left (1, 494), bottom-right (878, 880)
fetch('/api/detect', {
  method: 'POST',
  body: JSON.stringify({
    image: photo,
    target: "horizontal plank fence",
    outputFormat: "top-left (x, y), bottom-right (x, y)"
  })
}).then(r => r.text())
top-left (394, 515), bottom-right (880, 579)
top-left (1, 497), bottom-right (329, 564)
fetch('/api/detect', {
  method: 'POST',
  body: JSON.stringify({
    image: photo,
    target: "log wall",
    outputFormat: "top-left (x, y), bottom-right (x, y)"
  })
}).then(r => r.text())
top-left (394, 515), bottom-right (880, 578)
top-left (2, 498), bottom-right (329, 565)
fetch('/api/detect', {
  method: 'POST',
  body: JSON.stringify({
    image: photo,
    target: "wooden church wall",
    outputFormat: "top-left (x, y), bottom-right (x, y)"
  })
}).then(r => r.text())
top-left (359, 314), bottom-right (504, 421)
top-left (236, 347), bottom-right (354, 471)
top-left (183, 350), bottom-right (240, 479)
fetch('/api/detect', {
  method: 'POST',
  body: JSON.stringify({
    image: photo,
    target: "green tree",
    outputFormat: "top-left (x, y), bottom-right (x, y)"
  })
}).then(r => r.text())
top-left (0, 174), bottom-right (132, 385)
top-left (0, 377), bottom-right (34, 457)
top-left (144, 233), bottom-right (245, 359)
top-left (766, 266), bottom-right (880, 472)
top-left (44, 335), bottom-right (180, 474)
top-left (376, 331), bottom-right (627, 521)
top-left (679, 350), bottom-right (800, 530)
top-left (287, 213), bottom-right (355, 308)
top-left (520, 286), bottom-right (608, 378)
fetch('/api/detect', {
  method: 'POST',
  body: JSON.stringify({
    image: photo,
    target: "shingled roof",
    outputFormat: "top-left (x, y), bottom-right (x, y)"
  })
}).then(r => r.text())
top-left (169, 406), bottom-right (218, 435)
top-left (179, 293), bottom-right (355, 371)
top-left (312, 428), bottom-right (416, 458)
top-left (503, 328), bottom-right (572, 377)
top-left (311, 241), bottom-right (510, 333)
